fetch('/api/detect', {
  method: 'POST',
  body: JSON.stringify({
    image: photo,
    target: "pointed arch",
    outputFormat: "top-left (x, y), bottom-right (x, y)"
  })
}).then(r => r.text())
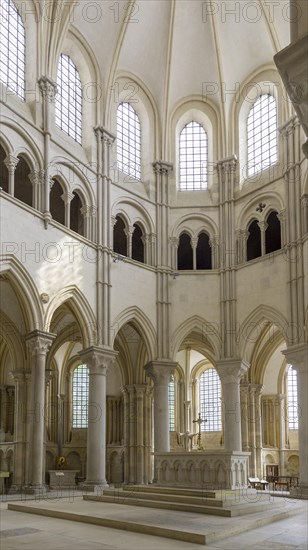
top-left (0, 256), bottom-right (43, 332)
top-left (239, 304), bottom-right (290, 362)
top-left (44, 286), bottom-right (97, 348)
top-left (171, 315), bottom-right (220, 363)
top-left (111, 306), bottom-right (157, 361)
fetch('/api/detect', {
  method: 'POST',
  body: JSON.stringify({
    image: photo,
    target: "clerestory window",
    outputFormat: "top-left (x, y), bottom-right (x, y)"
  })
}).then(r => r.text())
top-left (117, 102), bottom-right (141, 180)
top-left (55, 54), bottom-right (82, 144)
top-left (0, 0), bottom-right (25, 100)
top-left (247, 94), bottom-right (277, 177)
top-left (179, 121), bottom-right (207, 190)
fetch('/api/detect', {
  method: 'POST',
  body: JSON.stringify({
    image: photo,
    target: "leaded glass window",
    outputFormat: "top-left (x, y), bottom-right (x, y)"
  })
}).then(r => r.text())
top-left (179, 121), bottom-right (207, 190)
top-left (169, 377), bottom-right (175, 431)
top-left (0, 0), bottom-right (25, 100)
top-left (55, 54), bottom-right (82, 143)
top-left (72, 365), bottom-right (89, 428)
top-left (117, 102), bottom-right (141, 180)
top-left (287, 365), bottom-right (298, 430)
top-left (199, 368), bottom-right (222, 431)
top-left (247, 94), bottom-right (277, 176)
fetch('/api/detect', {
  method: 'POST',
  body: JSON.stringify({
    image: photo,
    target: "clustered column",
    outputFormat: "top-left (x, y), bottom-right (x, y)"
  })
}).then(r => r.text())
top-left (283, 344), bottom-right (308, 499)
top-left (25, 330), bottom-right (55, 492)
top-left (216, 359), bottom-right (249, 452)
top-left (144, 361), bottom-right (177, 452)
top-left (79, 346), bottom-right (118, 491)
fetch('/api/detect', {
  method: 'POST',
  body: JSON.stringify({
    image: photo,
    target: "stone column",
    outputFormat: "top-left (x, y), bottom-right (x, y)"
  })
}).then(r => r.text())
top-left (240, 381), bottom-right (250, 452)
top-left (4, 155), bottom-right (19, 196)
top-left (9, 371), bottom-right (26, 489)
top-left (94, 126), bottom-right (115, 346)
top-left (255, 384), bottom-right (264, 478)
top-left (38, 76), bottom-right (57, 229)
top-left (25, 330), bottom-right (55, 493)
top-left (0, 385), bottom-right (8, 435)
top-left (28, 170), bottom-right (44, 211)
top-left (301, 196), bottom-right (308, 235)
top-left (216, 359), bottom-right (250, 452)
top-left (191, 237), bottom-right (198, 270)
top-left (78, 346), bottom-right (118, 491)
top-left (282, 344), bottom-right (308, 499)
top-left (61, 191), bottom-right (74, 228)
top-left (144, 361), bottom-right (177, 452)
top-left (258, 221), bottom-right (268, 257)
top-left (125, 225), bottom-right (135, 259)
top-left (153, 161), bottom-right (173, 358)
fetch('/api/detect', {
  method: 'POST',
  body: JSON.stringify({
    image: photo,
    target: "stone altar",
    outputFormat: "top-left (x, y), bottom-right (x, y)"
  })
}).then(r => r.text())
top-left (48, 470), bottom-right (79, 489)
top-left (154, 451), bottom-right (250, 490)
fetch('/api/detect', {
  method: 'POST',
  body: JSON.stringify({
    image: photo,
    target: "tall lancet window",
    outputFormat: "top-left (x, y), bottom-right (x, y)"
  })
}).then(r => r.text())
top-left (72, 365), bottom-right (89, 428)
top-left (287, 365), bottom-right (298, 430)
top-left (247, 94), bottom-right (277, 176)
top-left (199, 368), bottom-right (222, 431)
top-left (169, 377), bottom-right (175, 431)
top-left (55, 54), bottom-right (82, 143)
top-left (117, 102), bottom-right (141, 180)
top-left (179, 121), bottom-right (207, 190)
top-left (0, 0), bottom-right (25, 99)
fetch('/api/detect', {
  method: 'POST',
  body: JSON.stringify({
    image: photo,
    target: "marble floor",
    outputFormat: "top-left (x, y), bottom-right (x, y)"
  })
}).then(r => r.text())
top-left (0, 497), bottom-right (307, 550)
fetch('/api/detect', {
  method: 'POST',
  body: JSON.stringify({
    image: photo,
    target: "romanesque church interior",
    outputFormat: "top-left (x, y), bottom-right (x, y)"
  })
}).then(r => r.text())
top-left (0, 0), bottom-right (307, 547)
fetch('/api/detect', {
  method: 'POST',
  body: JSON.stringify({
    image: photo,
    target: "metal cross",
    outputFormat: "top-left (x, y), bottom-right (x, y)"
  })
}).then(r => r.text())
top-left (193, 412), bottom-right (207, 450)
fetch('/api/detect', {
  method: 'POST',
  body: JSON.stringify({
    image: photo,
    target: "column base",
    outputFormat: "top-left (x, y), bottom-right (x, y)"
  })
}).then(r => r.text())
top-left (289, 484), bottom-right (308, 500)
top-left (82, 481), bottom-right (109, 495)
top-left (23, 484), bottom-right (47, 496)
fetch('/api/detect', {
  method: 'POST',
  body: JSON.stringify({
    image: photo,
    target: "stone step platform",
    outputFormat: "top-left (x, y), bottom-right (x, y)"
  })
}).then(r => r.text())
top-left (86, 488), bottom-right (286, 517)
top-left (104, 487), bottom-right (224, 507)
top-left (8, 496), bottom-right (307, 546)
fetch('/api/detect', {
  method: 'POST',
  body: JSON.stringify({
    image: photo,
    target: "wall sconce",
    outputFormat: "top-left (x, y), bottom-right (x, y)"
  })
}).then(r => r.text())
top-left (171, 272), bottom-right (179, 280)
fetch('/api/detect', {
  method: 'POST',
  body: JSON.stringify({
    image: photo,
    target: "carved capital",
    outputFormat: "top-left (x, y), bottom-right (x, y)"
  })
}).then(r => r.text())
top-left (282, 344), bottom-right (308, 373)
top-left (78, 346), bottom-right (118, 375)
top-left (94, 126), bottom-right (116, 145)
top-left (61, 191), bottom-right (75, 205)
top-left (152, 160), bottom-right (173, 175)
top-left (4, 155), bottom-right (19, 173)
top-left (38, 76), bottom-right (58, 102)
top-left (25, 330), bottom-right (56, 356)
top-left (216, 359), bottom-right (250, 384)
top-left (144, 360), bottom-right (177, 385)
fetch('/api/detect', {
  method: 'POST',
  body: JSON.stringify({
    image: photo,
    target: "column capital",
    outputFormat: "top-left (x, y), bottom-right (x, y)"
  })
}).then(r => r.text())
top-left (78, 345), bottom-right (118, 374)
top-left (28, 170), bottom-right (43, 187)
top-left (190, 237), bottom-right (198, 249)
top-left (282, 344), bottom-right (308, 373)
top-left (257, 221), bottom-right (268, 232)
top-left (38, 76), bottom-right (58, 101)
top-left (4, 155), bottom-right (19, 173)
top-left (81, 205), bottom-right (96, 218)
top-left (94, 126), bottom-right (116, 145)
top-left (249, 383), bottom-right (264, 397)
top-left (144, 360), bottom-right (177, 384)
top-left (152, 160), bottom-right (173, 175)
top-left (169, 236), bottom-right (179, 248)
top-left (216, 155), bottom-right (238, 172)
top-left (278, 115), bottom-right (299, 138)
top-left (9, 370), bottom-right (25, 384)
top-left (216, 359), bottom-right (250, 383)
top-left (25, 330), bottom-right (56, 355)
top-left (61, 191), bottom-right (75, 205)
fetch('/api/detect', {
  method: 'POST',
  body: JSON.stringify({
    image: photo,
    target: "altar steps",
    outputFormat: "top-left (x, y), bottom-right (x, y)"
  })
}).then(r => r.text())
top-left (85, 487), bottom-right (285, 517)
top-left (8, 495), bottom-right (307, 546)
